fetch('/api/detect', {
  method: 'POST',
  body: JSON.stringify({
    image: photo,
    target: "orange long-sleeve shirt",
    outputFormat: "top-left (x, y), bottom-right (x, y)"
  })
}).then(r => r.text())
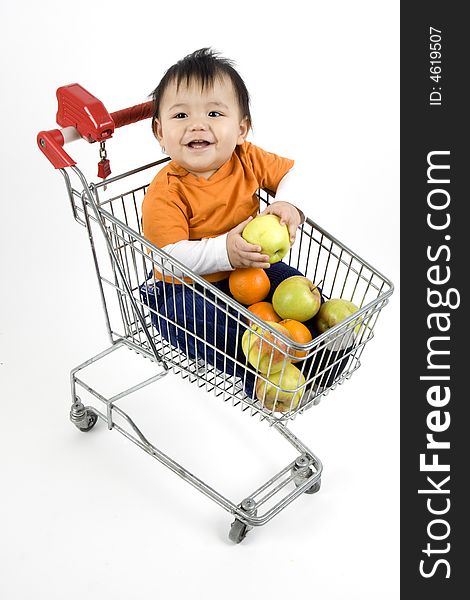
top-left (142, 141), bottom-right (294, 282)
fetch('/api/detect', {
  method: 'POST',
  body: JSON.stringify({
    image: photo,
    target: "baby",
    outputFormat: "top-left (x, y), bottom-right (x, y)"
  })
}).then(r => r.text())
top-left (143, 47), bottom-right (304, 280)
top-left (142, 48), bottom-right (305, 390)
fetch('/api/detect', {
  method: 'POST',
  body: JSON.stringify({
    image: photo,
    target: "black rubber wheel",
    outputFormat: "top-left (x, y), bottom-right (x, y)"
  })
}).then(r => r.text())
top-left (292, 466), bottom-right (321, 494)
top-left (304, 479), bottom-right (321, 494)
top-left (76, 410), bottom-right (98, 432)
top-left (229, 519), bottom-right (248, 544)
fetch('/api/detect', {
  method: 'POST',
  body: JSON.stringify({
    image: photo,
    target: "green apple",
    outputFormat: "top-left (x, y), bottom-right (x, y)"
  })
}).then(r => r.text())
top-left (256, 363), bottom-right (306, 412)
top-left (241, 321), bottom-right (292, 374)
top-left (315, 298), bottom-right (359, 333)
top-left (272, 276), bottom-right (321, 322)
top-left (242, 214), bottom-right (290, 264)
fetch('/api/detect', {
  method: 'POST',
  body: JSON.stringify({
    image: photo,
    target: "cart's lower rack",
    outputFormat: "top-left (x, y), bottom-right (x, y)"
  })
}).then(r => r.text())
top-left (70, 339), bottom-right (323, 541)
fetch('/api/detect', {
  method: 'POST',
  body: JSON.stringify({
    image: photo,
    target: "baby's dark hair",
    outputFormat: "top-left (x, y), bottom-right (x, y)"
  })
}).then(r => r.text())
top-left (151, 48), bottom-right (251, 130)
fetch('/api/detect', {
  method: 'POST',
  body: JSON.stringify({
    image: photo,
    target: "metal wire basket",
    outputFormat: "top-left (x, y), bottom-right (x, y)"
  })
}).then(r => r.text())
top-left (82, 167), bottom-right (392, 422)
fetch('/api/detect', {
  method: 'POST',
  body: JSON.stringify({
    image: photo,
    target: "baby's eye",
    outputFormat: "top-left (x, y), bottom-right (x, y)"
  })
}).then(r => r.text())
top-left (174, 112), bottom-right (187, 119)
top-left (208, 111), bottom-right (222, 117)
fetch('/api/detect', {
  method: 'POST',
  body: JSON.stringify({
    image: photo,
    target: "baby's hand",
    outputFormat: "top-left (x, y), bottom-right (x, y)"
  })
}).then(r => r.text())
top-left (261, 201), bottom-right (303, 244)
top-left (226, 216), bottom-right (271, 269)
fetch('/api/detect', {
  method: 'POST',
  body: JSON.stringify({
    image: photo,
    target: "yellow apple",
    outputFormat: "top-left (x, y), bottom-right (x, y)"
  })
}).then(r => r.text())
top-left (242, 214), bottom-right (290, 264)
top-left (315, 298), bottom-right (360, 333)
top-left (241, 321), bottom-right (292, 374)
top-left (272, 276), bottom-right (321, 322)
top-left (256, 363), bottom-right (306, 412)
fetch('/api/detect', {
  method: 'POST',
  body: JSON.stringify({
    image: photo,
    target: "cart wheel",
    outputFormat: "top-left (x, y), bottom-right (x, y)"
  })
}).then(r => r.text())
top-left (291, 457), bottom-right (321, 494)
top-left (293, 470), bottom-right (321, 494)
top-left (229, 519), bottom-right (248, 544)
top-left (70, 400), bottom-right (98, 432)
top-left (76, 410), bottom-right (98, 432)
top-left (303, 478), bottom-right (321, 494)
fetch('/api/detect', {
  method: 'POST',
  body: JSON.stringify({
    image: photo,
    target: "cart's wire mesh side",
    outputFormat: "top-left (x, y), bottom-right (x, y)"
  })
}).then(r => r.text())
top-left (73, 167), bottom-right (392, 423)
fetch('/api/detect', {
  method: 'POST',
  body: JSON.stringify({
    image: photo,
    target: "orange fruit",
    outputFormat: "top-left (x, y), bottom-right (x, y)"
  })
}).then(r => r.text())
top-left (279, 319), bottom-right (313, 362)
top-left (229, 268), bottom-right (270, 305)
top-left (247, 301), bottom-right (281, 324)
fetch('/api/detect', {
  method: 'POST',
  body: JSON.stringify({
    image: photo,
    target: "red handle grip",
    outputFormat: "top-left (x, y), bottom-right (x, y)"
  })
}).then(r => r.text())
top-left (111, 101), bottom-right (153, 128)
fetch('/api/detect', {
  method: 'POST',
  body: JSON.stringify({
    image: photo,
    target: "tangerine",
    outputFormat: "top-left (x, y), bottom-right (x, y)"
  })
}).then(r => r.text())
top-left (229, 268), bottom-right (270, 305)
top-left (247, 301), bottom-right (281, 323)
top-left (279, 319), bottom-right (313, 362)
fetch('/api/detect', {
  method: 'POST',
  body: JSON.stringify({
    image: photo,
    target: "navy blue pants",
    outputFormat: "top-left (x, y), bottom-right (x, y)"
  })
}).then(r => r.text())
top-left (140, 262), bottom-right (305, 397)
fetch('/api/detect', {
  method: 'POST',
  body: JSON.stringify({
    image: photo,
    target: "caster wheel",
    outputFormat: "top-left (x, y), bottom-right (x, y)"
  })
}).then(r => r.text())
top-left (75, 410), bottom-right (98, 432)
top-left (70, 400), bottom-right (98, 432)
top-left (294, 474), bottom-right (321, 494)
top-left (303, 479), bottom-right (321, 494)
top-left (229, 519), bottom-right (248, 544)
top-left (292, 460), bottom-right (321, 494)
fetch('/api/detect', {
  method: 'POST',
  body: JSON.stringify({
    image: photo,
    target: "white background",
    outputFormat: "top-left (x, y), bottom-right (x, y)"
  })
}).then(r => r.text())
top-left (1, 1), bottom-right (399, 598)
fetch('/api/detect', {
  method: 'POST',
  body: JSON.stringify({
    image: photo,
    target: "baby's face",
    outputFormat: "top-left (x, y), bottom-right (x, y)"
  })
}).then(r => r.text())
top-left (154, 75), bottom-right (249, 179)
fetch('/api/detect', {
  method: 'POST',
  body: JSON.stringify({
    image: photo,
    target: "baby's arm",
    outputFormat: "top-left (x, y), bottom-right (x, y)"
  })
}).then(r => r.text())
top-left (161, 217), bottom-right (270, 279)
top-left (162, 236), bottom-right (231, 278)
top-left (261, 167), bottom-right (305, 244)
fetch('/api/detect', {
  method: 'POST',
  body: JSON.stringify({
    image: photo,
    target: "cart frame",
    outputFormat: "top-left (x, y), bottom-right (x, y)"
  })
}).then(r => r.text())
top-left (38, 84), bottom-right (393, 542)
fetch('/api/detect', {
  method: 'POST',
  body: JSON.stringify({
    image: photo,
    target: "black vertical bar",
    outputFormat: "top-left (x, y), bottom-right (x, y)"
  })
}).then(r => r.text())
top-left (401, 2), bottom-right (466, 596)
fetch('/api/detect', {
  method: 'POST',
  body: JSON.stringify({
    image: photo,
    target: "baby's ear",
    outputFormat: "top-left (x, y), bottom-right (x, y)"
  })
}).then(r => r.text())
top-left (153, 119), bottom-right (164, 143)
top-left (237, 117), bottom-right (250, 145)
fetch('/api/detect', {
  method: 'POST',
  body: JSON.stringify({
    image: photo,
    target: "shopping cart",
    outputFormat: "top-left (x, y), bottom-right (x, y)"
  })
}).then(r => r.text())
top-left (37, 83), bottom-right (394, 542)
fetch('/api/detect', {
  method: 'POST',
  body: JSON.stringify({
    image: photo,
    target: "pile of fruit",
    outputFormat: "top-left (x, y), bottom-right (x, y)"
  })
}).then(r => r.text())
top-left (227, 215), bottom-right (360, 413)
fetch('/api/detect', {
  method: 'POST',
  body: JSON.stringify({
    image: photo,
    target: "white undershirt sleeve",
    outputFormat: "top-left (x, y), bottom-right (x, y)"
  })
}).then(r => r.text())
top-left (161, 234), bottom-right (233, 279)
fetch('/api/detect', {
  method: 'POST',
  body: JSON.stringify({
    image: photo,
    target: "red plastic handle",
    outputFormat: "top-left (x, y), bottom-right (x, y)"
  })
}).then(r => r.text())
top-left (37, 129), bottom-right (76, 169)
top-left (111, 102), bottom-right (153, 128)
top-left (56, 83), bottom-right (114, 143)
top-left (37, 84), bottom-right (154, 169)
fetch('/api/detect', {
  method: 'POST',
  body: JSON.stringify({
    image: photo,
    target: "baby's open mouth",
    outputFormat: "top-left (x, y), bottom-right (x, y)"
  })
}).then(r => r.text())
top-left (187, 140), bottom-right (211, 149)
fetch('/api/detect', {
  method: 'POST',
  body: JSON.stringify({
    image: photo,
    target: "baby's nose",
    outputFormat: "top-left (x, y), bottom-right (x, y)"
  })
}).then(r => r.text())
top-left (188, 118), bottom-right (208, 131)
